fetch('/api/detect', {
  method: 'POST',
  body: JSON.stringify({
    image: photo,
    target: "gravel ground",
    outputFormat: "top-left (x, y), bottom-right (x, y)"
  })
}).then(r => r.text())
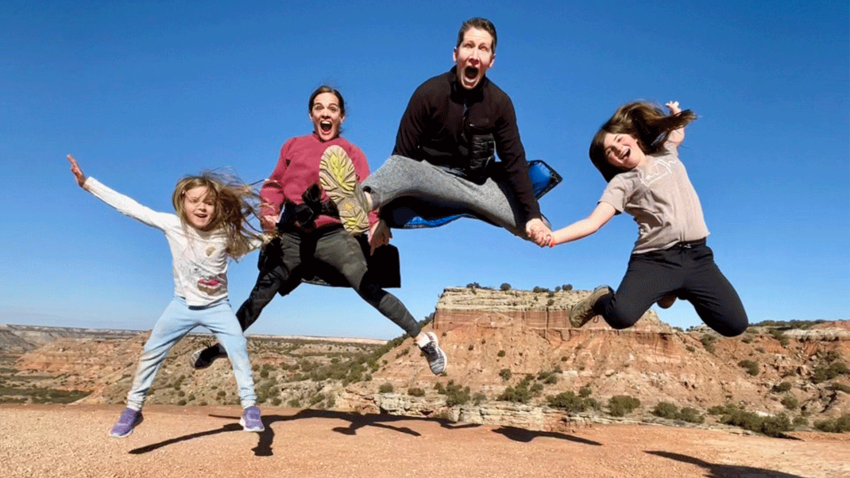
top-left (1, 404), bottom-right (848, 478)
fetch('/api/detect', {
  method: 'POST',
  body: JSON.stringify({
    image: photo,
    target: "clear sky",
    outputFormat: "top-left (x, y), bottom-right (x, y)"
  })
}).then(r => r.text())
top-left (2, 1), bottom-right (848, 340)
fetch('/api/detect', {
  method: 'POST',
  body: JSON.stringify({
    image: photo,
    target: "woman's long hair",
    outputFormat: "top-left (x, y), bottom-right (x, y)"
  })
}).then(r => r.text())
top-left (589, 101), bottom-right (697, 182)
top-left (171, 171), bottom-right (265, 259)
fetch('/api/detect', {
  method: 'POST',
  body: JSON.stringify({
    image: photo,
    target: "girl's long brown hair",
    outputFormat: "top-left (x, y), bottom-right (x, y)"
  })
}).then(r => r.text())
top-left (589, 101), bottom-right (697, 182)
top-left (171, 171), bottom-right (264, 259)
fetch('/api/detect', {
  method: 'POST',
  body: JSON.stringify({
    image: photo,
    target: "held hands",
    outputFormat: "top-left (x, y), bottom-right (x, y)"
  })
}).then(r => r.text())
top-left (666, 101), bottom-right (682, 115)
top-left (525, 217), bottom-right (552, 248)
top-left (67, 154), bottom-right (87, 187)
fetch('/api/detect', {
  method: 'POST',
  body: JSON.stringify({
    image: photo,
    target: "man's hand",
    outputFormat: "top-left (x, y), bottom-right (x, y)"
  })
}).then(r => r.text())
top-left (525, 217), bottom-right (552, 247)
top-left (368, 219), bottom-right (392, 255)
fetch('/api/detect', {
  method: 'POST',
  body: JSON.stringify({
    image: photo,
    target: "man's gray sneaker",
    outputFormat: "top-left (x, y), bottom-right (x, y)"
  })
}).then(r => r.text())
top-left (190, 343), bottom-right (228, 369)
top-left (569, 286), bottom-right (613, 328)
top-left (420, 332), bottom-right (447, 375)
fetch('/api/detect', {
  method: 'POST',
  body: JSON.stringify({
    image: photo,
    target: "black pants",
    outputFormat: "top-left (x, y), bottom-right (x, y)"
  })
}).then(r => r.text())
top-left (594, 240), bottom-right (748, 337)
top-left (235, 225), bottom-right (421, 337)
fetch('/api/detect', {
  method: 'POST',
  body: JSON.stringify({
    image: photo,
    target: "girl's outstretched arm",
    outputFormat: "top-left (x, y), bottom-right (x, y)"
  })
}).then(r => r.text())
top-left (666, 101), bottom-right (686, 147)
top-left (549, 202), bottom-right (616, 247)
top-left (67, 154), bottom-right (87, 187)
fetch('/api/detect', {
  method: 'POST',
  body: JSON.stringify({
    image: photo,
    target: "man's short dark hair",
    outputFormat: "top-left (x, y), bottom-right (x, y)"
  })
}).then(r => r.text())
top-left (456, 17), bottom-right (497, 53)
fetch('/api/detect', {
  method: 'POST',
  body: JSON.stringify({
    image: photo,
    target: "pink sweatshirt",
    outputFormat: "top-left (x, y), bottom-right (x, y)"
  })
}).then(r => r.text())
top-left (260, 133), bottom-right (377, 230)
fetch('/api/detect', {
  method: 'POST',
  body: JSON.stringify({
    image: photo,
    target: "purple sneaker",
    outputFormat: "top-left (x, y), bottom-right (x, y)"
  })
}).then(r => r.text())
top-left (110, 407), bottom-right (143, 438)
top-left (240, 406), bottom-right (264, 432)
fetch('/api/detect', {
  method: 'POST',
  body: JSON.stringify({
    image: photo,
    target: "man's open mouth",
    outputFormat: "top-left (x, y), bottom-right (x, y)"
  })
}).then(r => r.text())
top-left (464, 67), bottom-right (479, 80)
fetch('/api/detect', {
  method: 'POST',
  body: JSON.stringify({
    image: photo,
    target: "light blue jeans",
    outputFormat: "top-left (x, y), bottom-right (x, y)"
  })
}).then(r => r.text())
top-left (126, 296), bottom-right (256, 410)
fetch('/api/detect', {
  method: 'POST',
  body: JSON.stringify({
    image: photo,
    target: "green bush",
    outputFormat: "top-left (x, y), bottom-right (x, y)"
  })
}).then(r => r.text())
top-left (700, 334), bottom-right (717, 354)
top-left (772, 382), bottom-right (792, 393)
top-left (719, 409), bottom-right (792, 437)
top-left (378, 383), bottom-right (394, 393)
top-left (738, 359), bottom-right (760, 376)
top-left (500, 283), bottom-right (511, 291)
top-left (497, 350), bottom-right (506, 358)
top-left (677, 407), bottom-right (704, 424)
top-left (443, 381), bottom-right (471, 407)
top-left (407, 387), bottom-right (425, 397)
top-left (652, 401), bottom-right (679, 419)
top-left (608, 395), bottom-right (640, 417)
top-left (548, 391), bottom-right (595, 413)
top-left (472, 392), bottom-right (487, 405)
top-left (814, 414), bottom-right (850, 433)
top-left (579, 386), bottom-right (592, 398)
top-left (499, 368), bottom-right (512, 382)
top-left (780, 395), bottom-right (798, 410)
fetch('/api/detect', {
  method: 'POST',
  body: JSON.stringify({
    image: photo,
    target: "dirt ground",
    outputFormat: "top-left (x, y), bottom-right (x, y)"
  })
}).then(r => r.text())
top-left (1, 404), bottom-right (848, 478)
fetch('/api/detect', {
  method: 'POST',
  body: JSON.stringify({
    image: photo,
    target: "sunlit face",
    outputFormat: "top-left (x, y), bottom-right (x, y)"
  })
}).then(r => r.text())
top-left (453, 27), bottom-right (495, 90)
top-left (182, 186), bottom-right (216, 230)
top-left (310, 92), bottom-right (345, 141)
top-left (602, 133), bottom-right (647, 171)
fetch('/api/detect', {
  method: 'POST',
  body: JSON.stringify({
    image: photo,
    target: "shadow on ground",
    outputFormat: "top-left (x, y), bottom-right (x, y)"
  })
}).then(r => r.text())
top-left (647, 451), bottom-right (806, 478)
top-left (129, 409), bottom-right (598, 456)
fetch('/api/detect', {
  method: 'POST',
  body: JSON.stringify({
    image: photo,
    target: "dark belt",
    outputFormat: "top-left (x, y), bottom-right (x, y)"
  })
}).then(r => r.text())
top-left (674, 238), bottom-right (706, 249)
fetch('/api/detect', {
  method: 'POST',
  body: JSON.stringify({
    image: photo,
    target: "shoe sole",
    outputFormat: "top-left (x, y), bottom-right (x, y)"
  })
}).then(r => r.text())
top-left (319, 145), bottom-right (370, 235)
top-left (239, 416), bottom-right (265, 433)
top-left (424, 332), bottom-right (447, 375)
top-left (569, 287), bottom-right (611, 328)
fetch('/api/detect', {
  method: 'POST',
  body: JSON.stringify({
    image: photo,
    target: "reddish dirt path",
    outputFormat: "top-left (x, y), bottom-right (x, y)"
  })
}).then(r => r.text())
top-left (1, 404), bottom-right (847, 478)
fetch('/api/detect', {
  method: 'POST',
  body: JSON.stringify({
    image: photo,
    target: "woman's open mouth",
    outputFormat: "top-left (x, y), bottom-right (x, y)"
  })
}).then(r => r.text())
top-left (320, 121), bottom-right (332, 134)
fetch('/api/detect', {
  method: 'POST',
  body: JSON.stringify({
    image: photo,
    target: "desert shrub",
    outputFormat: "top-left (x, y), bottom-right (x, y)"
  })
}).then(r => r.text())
top-left (562, 284), bottom-right (573, 291)
top-left (309, 393), bottom-right (325, 406)
top-left (547, 391), bottom-right (595, 413)
top-left (823, 350), bottom-right (841, 362)
top-left (741, 335), bottom-right (753, 344)
top-left (497, 375), bottom-right (536, 403)
top-left (271, 397), bottom-right (282, 406)
top-left (792, 415), bottom-right (808, 427)
top-left (769, 328), bottom-right (789, 347)
top-left (738, 359), bottom-right (760, 376)
top-left (497, 350), bottom-right (506, 358)
top-left (326, 395), bottom-right (336, 409)
top-left (500, 283), bottom-right (511, 291)
top-left (772, 382), bottom-right (792, 393)
top-left (652, 401), bottom-right (679, 419)
top-left (678, 407), bottom-right (704, 424)
top-left (468, 344), bottom-right (474, 351)
top-left (700, 334), bottom-right (716, 354)
top-left (472, 392), bottom-right (487, 405)
top-left (434, 382), bottom-right (445, 393)
top-left (780, 395), bottom-right (798, 410)
top-left (378, 383), bottom-right (394, 393)
top-left (407, 387), bottom-right (425, 397)
top-left (547, 299), bottom-right (555, 306)
top-left (443, 381), bottom-right (471, 407)
top-left (608, 395), bottom-right (640, 417)
top-left (288, 398), bottom-right (300, 407)
top-left (685, 345), bottom-right (696, 353)
top-left (579, 386), bottom-right (592, 398)
top-left (707, 404), bottom-right (738, 416)
top-left (814, 414), bottom-right (850, 433)
top-left (499, 369), bottom-right (512, 382)
top-left (719, 409), bottom-right (792, 437)
top-left (177, 399), bottom-right (187, 406)
top-left (755, 347), bottom-right (766, 353)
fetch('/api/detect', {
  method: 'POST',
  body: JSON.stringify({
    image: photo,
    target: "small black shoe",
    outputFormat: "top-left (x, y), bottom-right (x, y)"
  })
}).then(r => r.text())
top-left (190, 343), bottom-right (228, 369)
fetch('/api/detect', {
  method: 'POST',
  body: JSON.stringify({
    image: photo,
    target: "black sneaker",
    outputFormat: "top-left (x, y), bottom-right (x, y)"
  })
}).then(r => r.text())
top-left (569, 286), bottom-right (613, 328)
top-left (190, 343), bottom-right (228, 369)
top-left (420, 332), bottom-right (447, 375)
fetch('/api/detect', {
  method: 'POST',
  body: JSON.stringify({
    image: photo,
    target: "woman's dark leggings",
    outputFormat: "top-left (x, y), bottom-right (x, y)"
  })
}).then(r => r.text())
top-left (594, 240), bottom-right (748, 337)
top-left (234, 226), bottom-right (421, 338)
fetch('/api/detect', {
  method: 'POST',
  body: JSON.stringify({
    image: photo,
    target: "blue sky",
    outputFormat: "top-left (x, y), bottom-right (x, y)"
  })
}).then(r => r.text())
top-left (1, 1), bottom-right (847, 340)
